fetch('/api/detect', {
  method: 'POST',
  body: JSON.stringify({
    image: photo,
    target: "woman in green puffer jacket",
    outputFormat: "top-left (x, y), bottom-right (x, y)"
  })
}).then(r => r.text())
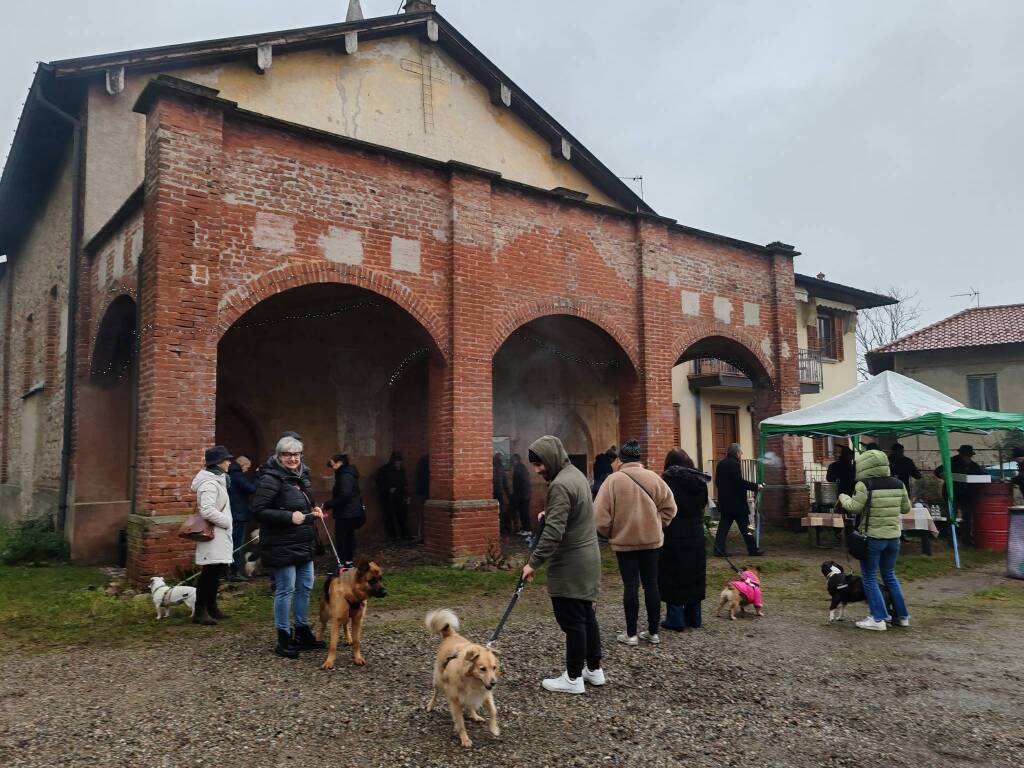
top-left (838, 449), bottom-right (911, 632)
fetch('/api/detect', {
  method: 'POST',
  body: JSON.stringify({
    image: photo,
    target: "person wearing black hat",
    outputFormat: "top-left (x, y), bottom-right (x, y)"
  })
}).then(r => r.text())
top-left (826, 445), bottom-right (856, 497)
top-left (376, 451), bottom-right (410, 541)
top-left (888, 443), bottom-right (922, 496)
top-left (933, 444), bottom-right (985, 545)
top-left (190, 445), bottom-right (236, 626)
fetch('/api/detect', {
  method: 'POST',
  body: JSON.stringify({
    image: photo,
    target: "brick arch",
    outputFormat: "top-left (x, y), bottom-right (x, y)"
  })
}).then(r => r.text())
top-left (215, 263), bottom-right (450, 362)
top-left (672, 320), bottom-right (776, 389)
top-left (88, 292), bottom-right (138, 380)
top-left (490, 299), bottom-right (641, 373)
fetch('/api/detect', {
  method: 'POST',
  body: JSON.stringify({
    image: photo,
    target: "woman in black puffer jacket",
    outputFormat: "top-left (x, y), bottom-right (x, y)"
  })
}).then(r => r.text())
top-left (659, 448), bottom-right (711, 631)
top-left (253, 436), bottom-right (327, 659)
top-left (325, 453), bottom-right (363, 570)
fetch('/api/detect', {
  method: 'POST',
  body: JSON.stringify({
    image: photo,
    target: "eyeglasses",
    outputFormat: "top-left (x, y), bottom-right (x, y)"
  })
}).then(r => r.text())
top-left (281, 452), bottom-right (303, 459)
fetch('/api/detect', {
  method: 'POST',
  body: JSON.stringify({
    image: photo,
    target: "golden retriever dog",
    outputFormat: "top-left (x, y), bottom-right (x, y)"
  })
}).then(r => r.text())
top-left (317, 560), bottom-right (386, 668)
top-left (424, 609), bottom-right (501, 748)
top-left (716, 567), bottom-right (765, 620)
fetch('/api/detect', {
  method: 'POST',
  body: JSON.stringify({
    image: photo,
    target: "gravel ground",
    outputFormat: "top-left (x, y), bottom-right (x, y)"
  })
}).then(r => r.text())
top-left (2, 560), bottom-right (1023, 768)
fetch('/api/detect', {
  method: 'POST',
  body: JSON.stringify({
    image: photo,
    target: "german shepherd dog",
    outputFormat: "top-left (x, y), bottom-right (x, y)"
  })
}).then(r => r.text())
top-left (317, 560), bottom-right (386, 668)
top-left (425, 609), bottom-right (501, 748)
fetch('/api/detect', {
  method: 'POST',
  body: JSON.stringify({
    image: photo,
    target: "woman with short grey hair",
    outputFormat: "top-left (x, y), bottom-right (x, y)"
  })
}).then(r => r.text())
top-left (252, 435), bottom-right (326, 658)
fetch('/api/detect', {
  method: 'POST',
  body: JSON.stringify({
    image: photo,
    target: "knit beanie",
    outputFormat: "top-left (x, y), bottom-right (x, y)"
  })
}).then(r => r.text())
top-left (619, 439), bottom-right (641, 463)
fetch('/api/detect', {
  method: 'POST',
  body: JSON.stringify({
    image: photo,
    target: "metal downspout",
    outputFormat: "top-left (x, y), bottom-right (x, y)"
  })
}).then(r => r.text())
top-left (34, 81), bottom-right (82, 534)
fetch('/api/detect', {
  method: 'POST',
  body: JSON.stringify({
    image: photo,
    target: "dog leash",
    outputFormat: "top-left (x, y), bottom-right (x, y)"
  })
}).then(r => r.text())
top-left (161, 532), bottom-right (262, 600)
top-left (317, 514), bottom-right (346, 574)
top-left (486, 516), bottom-right (547, 648)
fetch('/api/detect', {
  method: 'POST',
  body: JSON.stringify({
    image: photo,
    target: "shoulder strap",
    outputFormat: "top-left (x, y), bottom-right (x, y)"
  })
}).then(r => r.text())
top-left (621, 469), bottom-right (657, 510)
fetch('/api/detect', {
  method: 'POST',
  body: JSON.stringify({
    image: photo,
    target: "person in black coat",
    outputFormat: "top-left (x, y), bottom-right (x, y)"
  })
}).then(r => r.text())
top-left (591, 446), bottom-right (617, 497)
top-left (325, 453), bottom-right (363, 568)
top-left (888, 443), bottom-right (921, 495)
top-left (227, 456), bottom-right (258, 579)
top-left (493, 453), bottom-right (512, 534)
top-left (376, 451), bottom-right (409, 541)
top-left (252, 436), bottom-right (326, 659)
top-left (714, 443), bottom-right (764, 557)
top-left (660, 448), bottom-right (710, 631)
top-left (934, 444), bottom-right (985, 544)
top-left (826, 445), bottom-right (856, 497)
top-left (511, 453), bottom-right (533, 534)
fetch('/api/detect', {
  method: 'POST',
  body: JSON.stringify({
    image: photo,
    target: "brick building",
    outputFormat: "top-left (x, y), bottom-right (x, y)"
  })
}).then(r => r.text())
top-left (1, 2), bottom-right (809, 581)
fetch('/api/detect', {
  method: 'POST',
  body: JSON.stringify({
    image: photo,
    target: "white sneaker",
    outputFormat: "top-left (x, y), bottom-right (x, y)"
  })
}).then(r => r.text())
top-left (582, 666), bottom-right (606, 686)
top-left (895, 617), bottom-right (910, 627)
top-left (541, 671), bottom-right (585, 694)
top-left (616, 633), bottom-right (639, 646)
top-left (855, 616), bottom-right (887, 631)
top-left (639, 631), bottom-right (661, 645)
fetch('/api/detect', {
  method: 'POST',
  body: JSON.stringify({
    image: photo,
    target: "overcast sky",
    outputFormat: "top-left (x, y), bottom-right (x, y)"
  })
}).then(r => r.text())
top-left (3, 0), bottom-right (1022, 326)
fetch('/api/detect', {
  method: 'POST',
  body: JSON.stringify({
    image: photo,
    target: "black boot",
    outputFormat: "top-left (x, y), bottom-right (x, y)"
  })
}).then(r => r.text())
top-left (274, 629), bottom-right (299, 659)
top-left (208, 604), bottom-right (230, 620)
top-left (192, 606), bottom-right (218, 626)
top-left (293, 624), bottom-right (326, 650)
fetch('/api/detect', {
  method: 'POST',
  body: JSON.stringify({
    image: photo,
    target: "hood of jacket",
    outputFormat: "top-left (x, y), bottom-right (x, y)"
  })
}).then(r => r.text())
top-left (529, 435), bottom-right (570, 481)
top-left (855, 449), bottom-right (892, 481)
top-left (662, 464), bottom-right (711, 490)
top-left (336, 464), bottom-right (359, 480)
top-left (191, 468), bottom-right (226, 493)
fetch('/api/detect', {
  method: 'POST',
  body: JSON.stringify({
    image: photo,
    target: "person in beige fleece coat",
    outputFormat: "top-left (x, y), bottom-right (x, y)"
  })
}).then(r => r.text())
top-left (594, 439), bottom-right (677, 645)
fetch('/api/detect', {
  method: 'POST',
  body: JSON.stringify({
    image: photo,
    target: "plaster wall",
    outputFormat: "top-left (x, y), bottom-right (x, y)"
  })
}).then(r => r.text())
top-left (82, 36), bottom-right (617, 240)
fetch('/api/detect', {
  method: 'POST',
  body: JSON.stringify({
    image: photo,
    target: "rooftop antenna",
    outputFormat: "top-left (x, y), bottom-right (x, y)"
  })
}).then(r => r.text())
top-left (950, 287), bottom-right (981, 308)
top-left (618, 175), bottom-right (644, 200)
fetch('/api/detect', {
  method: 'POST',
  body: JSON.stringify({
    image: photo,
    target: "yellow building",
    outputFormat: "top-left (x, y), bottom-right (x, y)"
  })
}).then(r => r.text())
top-left (672, 273), bottom-right (894, 484)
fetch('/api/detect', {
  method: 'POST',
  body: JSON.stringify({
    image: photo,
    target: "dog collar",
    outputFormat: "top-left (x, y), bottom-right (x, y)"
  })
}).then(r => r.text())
top-left (348, 599), bottom-right (362, 611)
top-left (442, 652), bottom-right (460, 669)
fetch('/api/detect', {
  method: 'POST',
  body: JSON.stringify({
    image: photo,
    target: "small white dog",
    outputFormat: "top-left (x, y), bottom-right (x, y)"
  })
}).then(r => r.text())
top-left (242, 551), bottom-right (261, 578)
top-left (148, 576), bottom-right (196, 619)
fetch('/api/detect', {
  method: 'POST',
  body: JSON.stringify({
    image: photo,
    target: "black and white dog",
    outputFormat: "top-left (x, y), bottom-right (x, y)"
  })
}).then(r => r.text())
top-left (821, 560), bottom-right (894, 623)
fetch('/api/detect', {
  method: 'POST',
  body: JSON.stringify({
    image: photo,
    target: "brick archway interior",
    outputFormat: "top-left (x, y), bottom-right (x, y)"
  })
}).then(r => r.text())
top-left (492, 315), bottom-right (640, 518)
top-left (216, 282), bottom-right (435, 543)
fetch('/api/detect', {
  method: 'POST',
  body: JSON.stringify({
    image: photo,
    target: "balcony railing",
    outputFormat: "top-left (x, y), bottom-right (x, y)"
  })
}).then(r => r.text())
top-left (798, 348), bottom-right (823, 387)
top-left (691, 358), bottom-right (747, 377)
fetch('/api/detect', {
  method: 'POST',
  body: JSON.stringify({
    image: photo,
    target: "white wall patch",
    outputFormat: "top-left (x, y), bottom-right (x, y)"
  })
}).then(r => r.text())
top-left (681, 291), bottom-right (701, 316)
top-left (781, 340), bottom-right (791, 359)
top-left (391, 236), bottom-right (421, 273)
top-left (713, 296), bottom-right (733, 324)
top-left (319, 227), bottom-right (364, 265)
top-left (761, 337), bottom-right (773, 359)
top-left (743, 302), bottom-right (761, 327)
top-left (190, 264), bottom-right (210, 286)
top-left (130, 229), bottom-right (143, 266)
top-left (253, 212), bottom-right (296, 254)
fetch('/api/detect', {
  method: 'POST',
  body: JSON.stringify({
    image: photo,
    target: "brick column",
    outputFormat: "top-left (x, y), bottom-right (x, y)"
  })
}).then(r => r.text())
top-left (423, 164), bottom-right (499, 561)
top-left (634, 215), bottom-right (677, 466)
top-left (753, 243), bottom-right (807, 524)
top-left (127, 79), bottom-right (229, 582)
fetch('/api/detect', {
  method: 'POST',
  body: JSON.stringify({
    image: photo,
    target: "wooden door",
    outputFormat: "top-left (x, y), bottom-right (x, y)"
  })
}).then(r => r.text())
top-left (711, 407), bottom-right (738, 462)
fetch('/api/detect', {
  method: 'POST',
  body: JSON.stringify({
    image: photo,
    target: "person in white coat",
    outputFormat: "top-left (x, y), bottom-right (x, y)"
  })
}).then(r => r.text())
top-left (190, 445), bottom-right (235, 626)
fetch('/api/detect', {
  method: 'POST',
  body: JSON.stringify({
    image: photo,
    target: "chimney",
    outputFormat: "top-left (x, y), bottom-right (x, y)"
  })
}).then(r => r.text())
top-left (816, 272), bottom-right (826, 280)
top-left (346, 0), bottom-right (363, 22)
top-left (403, 0), bottom-right (436, 13)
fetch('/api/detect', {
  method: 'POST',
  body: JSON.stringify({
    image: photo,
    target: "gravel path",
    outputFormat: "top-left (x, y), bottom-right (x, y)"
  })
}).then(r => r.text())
top-left (2, 563), bottom-right (1023, 768)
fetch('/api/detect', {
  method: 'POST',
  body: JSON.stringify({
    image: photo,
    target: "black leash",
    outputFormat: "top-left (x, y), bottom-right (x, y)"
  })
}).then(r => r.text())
top-left (486, 516), bottom-right (546, 647)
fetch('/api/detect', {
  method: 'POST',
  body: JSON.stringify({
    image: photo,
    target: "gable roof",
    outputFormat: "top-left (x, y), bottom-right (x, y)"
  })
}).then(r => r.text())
top-left (794, 273), bottom-right (895, 310)
top-left (871, 303), bottom-right (1024, 355)
top-left (0, 9), bottom-right (653, 252)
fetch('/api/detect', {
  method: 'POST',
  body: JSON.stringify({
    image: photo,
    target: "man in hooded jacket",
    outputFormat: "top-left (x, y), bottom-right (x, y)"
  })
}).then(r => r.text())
top-left (521, 435), bottom-right (604, 694)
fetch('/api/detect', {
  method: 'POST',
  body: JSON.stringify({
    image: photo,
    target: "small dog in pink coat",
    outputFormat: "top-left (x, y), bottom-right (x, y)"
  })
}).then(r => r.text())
top-left (717, 568), bottom-right (764, 620)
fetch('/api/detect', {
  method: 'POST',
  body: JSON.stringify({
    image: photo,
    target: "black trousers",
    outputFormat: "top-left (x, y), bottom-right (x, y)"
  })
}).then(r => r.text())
top-left (195, 564), bottom-right (226, 612)
top-left (714, 506), bottom-right (759, 555)
top-left (334, 518), bottom-right (357, 564)
top-left (512, 495), bottom-right (531, 532)
top-left (384, 495), bottom-right (409, 540)
top-left (615, 549), bottom-right (661, 636)
top-left (550, 597), bottom-right (602, 679)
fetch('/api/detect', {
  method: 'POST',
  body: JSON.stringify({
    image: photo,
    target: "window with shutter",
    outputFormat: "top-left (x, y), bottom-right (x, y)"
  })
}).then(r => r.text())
top-left (967, 374), bottom-right (999, 411)
top-left (817, 312), bottom-right (838, 360)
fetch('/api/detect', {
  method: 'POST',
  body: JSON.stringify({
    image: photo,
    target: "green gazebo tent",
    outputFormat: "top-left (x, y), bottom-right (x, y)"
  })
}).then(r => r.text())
top-left (758, 370), bottom-right (1024, 567)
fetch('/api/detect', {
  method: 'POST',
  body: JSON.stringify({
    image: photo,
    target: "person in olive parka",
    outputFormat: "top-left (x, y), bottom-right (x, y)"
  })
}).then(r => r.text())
top-left (521, 435), bottom-right (604, 695)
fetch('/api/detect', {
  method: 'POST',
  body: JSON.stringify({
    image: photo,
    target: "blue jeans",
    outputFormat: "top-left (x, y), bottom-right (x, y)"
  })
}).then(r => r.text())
top-left (860, 537), bottom-right (909, 622)
top-left (272, 561), bottom-right (314, 631)
top-left (664, 602), bottom-right (702, 629)
top-left (231, 521), bottom-right (248, 573)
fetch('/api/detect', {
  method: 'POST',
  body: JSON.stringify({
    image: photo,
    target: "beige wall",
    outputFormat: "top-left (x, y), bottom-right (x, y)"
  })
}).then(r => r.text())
top-left (83, 36), bottom-right (619, 240)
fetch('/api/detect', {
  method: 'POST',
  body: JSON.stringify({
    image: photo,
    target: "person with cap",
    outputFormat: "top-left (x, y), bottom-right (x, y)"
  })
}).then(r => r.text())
top-left (252, 434), bottom-right (326, 658)
top-left (376, 451), bottom-right (410, 541)
top-left (826, 445), bottom-right (857, 497)
top-left (592, 446), bottom-right (617, 497)
top-left (521, 435), bottom-right (604, 694)
top-left (594, 439), bottom-right (676, 646)
top-left (190, 445), bottom-right (236, 626)
top-left (888, 443), bottom-right (922, 496)
top-left (227, 455), bottom-right (257, 581)
top-left (933, 444), bottom-right (985, 545)
top-left (714, 443), bottom-right (764, 557)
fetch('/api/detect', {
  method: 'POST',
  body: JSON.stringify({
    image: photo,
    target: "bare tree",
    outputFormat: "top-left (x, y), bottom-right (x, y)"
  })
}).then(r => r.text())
top-left (856, 286), bottom-right (924, 379)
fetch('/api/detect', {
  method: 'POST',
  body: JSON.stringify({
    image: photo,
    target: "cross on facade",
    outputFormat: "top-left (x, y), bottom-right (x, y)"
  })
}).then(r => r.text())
top-left (400, 45), bottom-right (452, 134)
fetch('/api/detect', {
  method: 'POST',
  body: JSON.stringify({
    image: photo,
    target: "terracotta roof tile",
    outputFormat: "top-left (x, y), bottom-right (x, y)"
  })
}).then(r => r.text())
top-left (872, 304), bottom-right (1024, 354)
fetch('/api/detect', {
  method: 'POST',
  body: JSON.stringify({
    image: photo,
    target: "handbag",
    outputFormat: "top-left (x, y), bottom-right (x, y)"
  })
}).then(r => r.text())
top-left (178, 509), bottom-right (214, 542)
top-left (846, 480), bottom-right (875, 560)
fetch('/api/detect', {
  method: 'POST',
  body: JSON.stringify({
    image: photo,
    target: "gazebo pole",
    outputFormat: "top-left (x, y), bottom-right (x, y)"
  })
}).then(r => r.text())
top-left (936, 427), bottom-right (961, 569)
top-left (756, 432), bottom-right (767, 547)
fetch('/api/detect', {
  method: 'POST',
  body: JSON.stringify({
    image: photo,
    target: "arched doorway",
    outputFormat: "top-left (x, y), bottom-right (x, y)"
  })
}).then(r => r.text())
top-left (71, 295), bottom-right (137, 563)
top-left (216, 283), bottom-right (439, 543)
top-left (492, 315), bottom-right (640, 522)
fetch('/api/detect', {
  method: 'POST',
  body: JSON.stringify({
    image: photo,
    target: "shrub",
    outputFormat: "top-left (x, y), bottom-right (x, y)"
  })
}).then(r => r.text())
top-left (1, 515), bottom-right (69, 565)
